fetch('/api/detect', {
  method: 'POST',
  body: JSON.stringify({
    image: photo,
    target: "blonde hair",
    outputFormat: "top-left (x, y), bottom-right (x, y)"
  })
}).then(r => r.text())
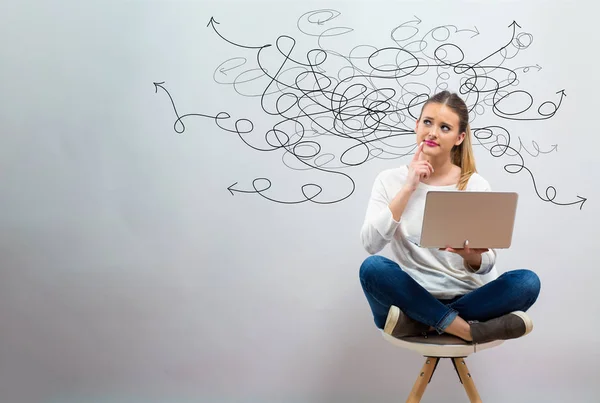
top-left (421, 91), bottom-right (476, 190)
top-left (452, 124), bottom-right (476, 190)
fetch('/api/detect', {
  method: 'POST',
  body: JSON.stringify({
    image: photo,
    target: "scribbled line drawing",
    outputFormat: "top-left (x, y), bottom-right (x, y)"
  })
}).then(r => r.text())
top-left (154, 10), bottom-right (586, 209)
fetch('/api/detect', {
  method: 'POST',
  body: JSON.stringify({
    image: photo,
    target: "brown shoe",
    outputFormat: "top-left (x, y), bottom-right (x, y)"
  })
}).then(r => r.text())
top-left (384, 305), bottom-right (430, 338)
top-left (469, 311), bottom-right (533, 344)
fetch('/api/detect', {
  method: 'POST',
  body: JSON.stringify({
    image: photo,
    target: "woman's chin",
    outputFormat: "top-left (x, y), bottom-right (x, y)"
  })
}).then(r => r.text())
top-left (422, 148), bottom-right (446, 160)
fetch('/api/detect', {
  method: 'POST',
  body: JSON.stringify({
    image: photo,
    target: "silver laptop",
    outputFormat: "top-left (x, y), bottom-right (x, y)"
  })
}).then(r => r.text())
top-left (416, 191), bottom-right (519, 249)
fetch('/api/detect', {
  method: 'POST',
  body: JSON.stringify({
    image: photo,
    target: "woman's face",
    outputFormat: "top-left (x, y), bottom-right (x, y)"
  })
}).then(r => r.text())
top-left (415, 102), bottom-right (465, 158)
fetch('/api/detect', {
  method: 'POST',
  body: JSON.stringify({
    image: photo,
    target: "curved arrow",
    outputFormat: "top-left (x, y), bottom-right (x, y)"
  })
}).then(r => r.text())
top-left (517, 64), bottom-right (542, 73)
top-left (516, 138), bottom-right (558, 157)
top-left (473, 20), bottom-right (521, 67)
top-left (207, 17), bottom-right (272, 50)
top-left (492, 89), bottom-right (566, 121)
top-left (473, 128), bottom-right (587, 209)
top-left (227, 174), bottom-right (356, 205)
top-left (448, 24), bottom-right (480, 38)
top-left (390, 15), bottom-right (422, 44)
top-left (503, 160), bottom-right (587, 209)
top-left (154, 81), bottom-right (230, 133)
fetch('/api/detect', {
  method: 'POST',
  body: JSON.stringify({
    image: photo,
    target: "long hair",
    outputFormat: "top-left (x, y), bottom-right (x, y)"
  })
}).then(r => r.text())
top-left (419, 91), bottom-right (476, 190)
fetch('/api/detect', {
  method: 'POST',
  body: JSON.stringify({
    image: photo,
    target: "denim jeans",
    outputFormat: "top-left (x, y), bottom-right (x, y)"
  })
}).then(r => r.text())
top-left (359, 255), bottom-right (541, 334)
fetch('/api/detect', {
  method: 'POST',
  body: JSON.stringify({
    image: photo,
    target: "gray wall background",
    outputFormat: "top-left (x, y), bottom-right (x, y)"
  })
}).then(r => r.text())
top-left (0, 1), bottom-right (598, 402)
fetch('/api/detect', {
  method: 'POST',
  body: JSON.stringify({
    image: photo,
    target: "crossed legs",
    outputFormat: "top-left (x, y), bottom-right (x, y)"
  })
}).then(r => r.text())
top-left (359, 255), bottom-right (541, 341)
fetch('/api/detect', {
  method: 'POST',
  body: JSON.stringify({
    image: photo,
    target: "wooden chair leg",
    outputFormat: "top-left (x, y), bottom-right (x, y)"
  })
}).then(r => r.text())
top-left (451, 357), bottom-right (482, 403)
top-left (406, 357), bottom-right (440, 403)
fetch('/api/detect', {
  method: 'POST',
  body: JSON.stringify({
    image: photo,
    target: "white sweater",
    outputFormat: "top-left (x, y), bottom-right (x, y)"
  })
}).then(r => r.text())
top-left (360, 165), bottom-right (497, 299)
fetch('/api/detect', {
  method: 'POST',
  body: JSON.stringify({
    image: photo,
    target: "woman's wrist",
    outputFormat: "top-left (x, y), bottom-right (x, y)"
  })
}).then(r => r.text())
top-left (464, 254), bottom-right (482, 270)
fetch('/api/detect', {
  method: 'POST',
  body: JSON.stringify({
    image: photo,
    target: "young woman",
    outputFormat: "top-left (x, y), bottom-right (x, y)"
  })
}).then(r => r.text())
top-left (359, 91), bottom-right (541, 346)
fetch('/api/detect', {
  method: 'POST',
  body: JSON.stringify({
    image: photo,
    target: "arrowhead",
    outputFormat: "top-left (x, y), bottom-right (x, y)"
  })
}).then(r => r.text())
top-left (551, 144), bottom-right (558, 151)
top-left (536, 64), bottom-right (542, 70)
top-left (415, 15), bottom-right (422, 24)
top-left (556, 89), bottom-right (567, 97)
top-left (472, 26), bottom-right (480, 37)
top-left (227, 182), bottom-right (238, 196)
top-left (509, 20), bottom-right (521, 29)
top-left (207, 16), bottom-right (220, 28)
top-left (153, 81), bottom-right (165, 93)
top-left (577, 196), bottom-right (587, 209)
top-left (219, 67), bottom-right (226, 75)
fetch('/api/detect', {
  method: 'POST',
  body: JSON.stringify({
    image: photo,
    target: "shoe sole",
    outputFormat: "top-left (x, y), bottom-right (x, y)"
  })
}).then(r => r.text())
top-left (511, 310), bottom-right (534, 336)
top-left (384, 305), bottom-right (400, 335)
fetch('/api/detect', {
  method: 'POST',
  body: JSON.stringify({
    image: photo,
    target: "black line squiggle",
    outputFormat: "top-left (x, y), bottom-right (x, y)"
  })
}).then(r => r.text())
top-left (473, 126), bottom-right (585, 209)
top-left (153, 11), bottom-right (586, 209)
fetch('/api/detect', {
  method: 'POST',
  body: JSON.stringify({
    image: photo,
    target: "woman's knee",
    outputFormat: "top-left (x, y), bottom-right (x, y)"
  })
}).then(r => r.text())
top-left (359, 255), bottom-right (386, 282)
top-left (518, 269), bottom-right (541, 296)
top-left (359, 255), bottom-right (401, 285)
top-left (505, 268), bottom-right (542, 301)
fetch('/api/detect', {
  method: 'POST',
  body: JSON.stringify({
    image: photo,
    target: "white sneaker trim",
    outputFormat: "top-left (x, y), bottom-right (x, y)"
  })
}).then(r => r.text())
top-left (384, 305), bottom-right (400, 335)
top-left (511, 311), bottom-right (534, 336)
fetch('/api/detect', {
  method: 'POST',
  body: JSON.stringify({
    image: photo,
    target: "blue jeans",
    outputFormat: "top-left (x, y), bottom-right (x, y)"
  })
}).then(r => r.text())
top-left (359, 255), bottom-right (541, 334)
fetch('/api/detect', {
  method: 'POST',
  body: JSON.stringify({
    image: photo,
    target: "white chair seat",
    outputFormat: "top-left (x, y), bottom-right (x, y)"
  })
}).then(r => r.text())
top-left (381, 330), bottom-right (504, 357)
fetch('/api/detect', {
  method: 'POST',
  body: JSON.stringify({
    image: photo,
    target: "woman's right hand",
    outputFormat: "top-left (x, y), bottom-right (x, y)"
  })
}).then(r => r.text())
top-left (404, 142), bottom-right (434, 192)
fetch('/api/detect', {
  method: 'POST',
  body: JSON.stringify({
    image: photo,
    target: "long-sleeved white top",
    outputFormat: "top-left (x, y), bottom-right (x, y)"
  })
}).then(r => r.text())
top-left (360, 165), bottom-right (498, 299)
